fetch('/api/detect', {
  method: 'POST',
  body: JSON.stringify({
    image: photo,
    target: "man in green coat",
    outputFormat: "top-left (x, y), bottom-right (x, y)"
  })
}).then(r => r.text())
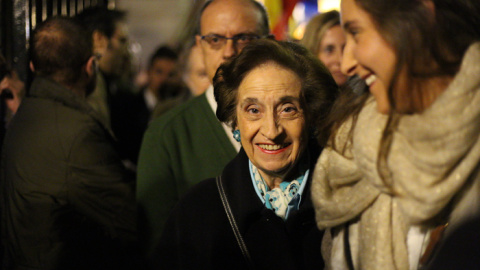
top-left (1, 17), bottom-right (137, 269)
top-left (136, 0), bottom-right (271, 255)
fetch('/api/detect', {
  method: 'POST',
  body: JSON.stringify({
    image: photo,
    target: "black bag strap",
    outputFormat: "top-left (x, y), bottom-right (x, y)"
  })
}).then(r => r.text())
top-left (344, 222), bottom-right (355, 270)
top-left (216, 176), bottom-right (255, 269)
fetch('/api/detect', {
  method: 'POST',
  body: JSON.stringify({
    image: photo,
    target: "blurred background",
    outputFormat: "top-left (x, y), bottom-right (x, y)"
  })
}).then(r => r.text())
top-left (0, 0), bottom-right (340, 85)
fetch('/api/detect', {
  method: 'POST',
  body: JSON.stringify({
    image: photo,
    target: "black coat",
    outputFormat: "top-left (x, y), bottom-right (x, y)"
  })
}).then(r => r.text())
top-left (153, 148), bottom-right (324, 269)
top-left (110, 88), bottom-right (151, 165)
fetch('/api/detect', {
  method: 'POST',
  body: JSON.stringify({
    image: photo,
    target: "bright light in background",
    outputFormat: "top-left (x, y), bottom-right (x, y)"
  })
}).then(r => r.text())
top-left (318, 0), bottom-right (340, 12)
top-left (292, 2), bottom-right (306, 23)
top-left (257, 0), bottom-right (340, 40)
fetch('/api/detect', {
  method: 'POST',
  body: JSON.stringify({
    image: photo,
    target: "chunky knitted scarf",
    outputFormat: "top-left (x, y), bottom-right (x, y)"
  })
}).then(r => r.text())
top-left (312, 43), bottom-right (480, 270)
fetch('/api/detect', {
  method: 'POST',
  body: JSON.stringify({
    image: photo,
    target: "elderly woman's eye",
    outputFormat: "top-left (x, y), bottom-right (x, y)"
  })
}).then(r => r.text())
top-left (283, 106), bottom-right (297, 113)
top-left (247, 108), bottom-right (259, 114)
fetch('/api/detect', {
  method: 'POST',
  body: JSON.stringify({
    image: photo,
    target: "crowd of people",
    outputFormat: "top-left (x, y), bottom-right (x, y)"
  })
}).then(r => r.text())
top-left (1, 0), bottom-right (479, 269)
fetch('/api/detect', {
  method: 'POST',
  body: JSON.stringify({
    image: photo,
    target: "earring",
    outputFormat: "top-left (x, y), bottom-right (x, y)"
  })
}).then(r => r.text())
top-left (233, 130), bottom-right (241, 142)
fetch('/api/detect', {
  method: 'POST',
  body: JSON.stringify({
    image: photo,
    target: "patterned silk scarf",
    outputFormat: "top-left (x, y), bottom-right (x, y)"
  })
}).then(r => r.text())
top-left (249, 160), bottom-right (309, 219)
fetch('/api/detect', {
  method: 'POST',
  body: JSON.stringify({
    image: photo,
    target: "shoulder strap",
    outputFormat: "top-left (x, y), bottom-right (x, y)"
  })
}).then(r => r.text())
top-left (216, 176), bottom-right (254, 269)
top-left (344, 222), bottom-right (355, 270)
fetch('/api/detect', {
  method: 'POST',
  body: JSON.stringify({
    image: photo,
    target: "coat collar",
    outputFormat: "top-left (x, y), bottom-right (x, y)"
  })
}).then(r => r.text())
top-left (219, 146), bottom-right (320, 234)
top-left (29, 76), bottom-right (115, 138)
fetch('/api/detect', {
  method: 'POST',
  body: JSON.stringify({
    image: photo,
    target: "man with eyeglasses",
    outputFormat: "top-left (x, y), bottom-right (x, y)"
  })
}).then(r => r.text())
top-left (137, 0), bottom-right (270, 256)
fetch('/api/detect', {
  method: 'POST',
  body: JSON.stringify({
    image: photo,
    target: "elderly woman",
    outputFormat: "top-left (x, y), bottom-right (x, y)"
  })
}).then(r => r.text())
top-left (153, 39), bottom-right (338, 269)
top-left (312, 0), bottom-right (480, 269)
top-left (301, 10), bottom-right (347, 87)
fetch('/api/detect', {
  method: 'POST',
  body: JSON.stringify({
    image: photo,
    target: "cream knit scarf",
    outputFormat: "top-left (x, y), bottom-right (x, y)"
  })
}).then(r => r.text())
top-left (312, 42), bottom-right (480, 270)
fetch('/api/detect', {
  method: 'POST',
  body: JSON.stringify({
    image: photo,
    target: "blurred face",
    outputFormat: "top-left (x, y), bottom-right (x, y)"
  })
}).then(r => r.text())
top-left (236, 63), bottom-right (307, 179)
top-left (340, 0), bottom-right (397, 114)
top-left (196, 0), bottom-right (263, 81)
top-left (318, 25), bottom-right (348, 86)
top-left (184, 46), bottom-right (210, 96)
top-left (148, 58), bottom-right (176, 94)
top-left (99, 22), bottom-right (130, 77)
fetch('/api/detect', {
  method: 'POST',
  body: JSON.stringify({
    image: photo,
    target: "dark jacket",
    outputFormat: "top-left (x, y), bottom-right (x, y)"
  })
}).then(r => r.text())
top-left (1, 76), bottom-right (138, 270)
top-left (110, 88), bottom-right (152, 165)
top-left (153, 148), bottom-right (324, 269)
top-left (425, 212), bottom-right (480, 270)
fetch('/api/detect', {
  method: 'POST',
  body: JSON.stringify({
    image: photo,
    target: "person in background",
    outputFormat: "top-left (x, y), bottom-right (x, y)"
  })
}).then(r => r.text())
top-left (0, 54), bottom-right (24, 155)
top-left (301, 10), bottom-right (347, 87)
top-left (144, 45), bottom-right (179, 102)
top-left (154, 38), bottom-right (337, 270)
top-left (110, 45), bottom-right (178, 167)
top-left (0, 54), bottom-right (23, 119)
top-left (136, 0), bottom-right (271, 256)
top-left (1, 17), bottom-right (137, 270)
top-left (75, 6), bottom-right (130, 128)
top-left (182, 43), bottom-right (210, 96)
top-left (151, 43), bottom-right (210, 119)
top-left (312, 0), bottom-right (480, 269)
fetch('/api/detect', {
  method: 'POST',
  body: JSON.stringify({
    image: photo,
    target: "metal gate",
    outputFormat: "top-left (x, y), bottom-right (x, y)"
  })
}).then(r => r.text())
top-left (1, 0), bottom-right (113, 83)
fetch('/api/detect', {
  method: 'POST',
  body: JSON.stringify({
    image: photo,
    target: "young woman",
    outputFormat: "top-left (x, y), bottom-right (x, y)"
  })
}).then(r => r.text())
top-left (312, 0), bottom-right (480, 269)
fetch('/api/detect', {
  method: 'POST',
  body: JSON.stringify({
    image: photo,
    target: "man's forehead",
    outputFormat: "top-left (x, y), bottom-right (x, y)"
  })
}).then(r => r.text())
top-left (200, 0), bottom-right (261, 34)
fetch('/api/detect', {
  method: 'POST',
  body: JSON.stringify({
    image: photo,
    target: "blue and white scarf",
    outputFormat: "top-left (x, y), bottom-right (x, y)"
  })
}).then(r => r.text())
top-left (249, 160), bottom-right (309, 220)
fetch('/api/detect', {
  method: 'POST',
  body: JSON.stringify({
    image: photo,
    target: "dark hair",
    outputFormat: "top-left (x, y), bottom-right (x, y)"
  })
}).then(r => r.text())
top-left (75, 6), bottom-right (126, 38)
top-left (30, 16), bottom-right (92, 86)
top-left (301, 10), bottom-right (340, 56)
top-left (148, 46), bottom-right (178, 68)
top-left (214, 39), bottom-right (338, 146)
top-left (196, 0), bottom-right (270, 36)
top-left (0, 54), bottom-right (10, 80)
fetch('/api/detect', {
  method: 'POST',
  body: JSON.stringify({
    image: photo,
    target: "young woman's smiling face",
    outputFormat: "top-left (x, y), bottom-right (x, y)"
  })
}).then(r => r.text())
top-left (340, 0), bottom-right (398, 114)
top-left (235, 62), bottom-right (307, 179)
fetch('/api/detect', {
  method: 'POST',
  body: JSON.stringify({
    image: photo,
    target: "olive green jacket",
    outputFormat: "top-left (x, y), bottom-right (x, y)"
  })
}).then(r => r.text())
top-left (1, 76), bottom-right (137, 269)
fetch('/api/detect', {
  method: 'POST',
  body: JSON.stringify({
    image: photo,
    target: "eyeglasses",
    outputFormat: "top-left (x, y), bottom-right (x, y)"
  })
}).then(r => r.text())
top-left (200, 34), bottom-right (263, 50)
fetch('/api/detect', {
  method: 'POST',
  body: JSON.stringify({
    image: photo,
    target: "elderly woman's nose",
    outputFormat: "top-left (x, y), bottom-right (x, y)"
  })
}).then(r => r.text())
top-left (341, 41), bottom-right (357, 76)
top-left (261, 113), bottom-right (282, 140)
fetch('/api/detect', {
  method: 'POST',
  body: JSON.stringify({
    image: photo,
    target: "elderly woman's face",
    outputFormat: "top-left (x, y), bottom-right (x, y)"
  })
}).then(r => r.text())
top-left (236, 62), bottom-right (307, 177)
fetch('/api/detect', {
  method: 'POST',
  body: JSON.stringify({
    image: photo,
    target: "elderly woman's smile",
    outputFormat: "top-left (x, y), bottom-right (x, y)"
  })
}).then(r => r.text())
top-left (236, 62), bottom-right (307, 184)
top-left (257, 143), bottom-right (291, 152)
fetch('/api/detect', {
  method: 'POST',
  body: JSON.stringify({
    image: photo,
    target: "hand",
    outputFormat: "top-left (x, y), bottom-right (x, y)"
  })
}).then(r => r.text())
top-left (1, 71), bottom-right (24, 114)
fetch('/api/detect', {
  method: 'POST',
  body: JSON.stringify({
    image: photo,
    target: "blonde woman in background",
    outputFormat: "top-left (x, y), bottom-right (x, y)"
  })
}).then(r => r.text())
top-left (301, 10), bottom-right (347, 87)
